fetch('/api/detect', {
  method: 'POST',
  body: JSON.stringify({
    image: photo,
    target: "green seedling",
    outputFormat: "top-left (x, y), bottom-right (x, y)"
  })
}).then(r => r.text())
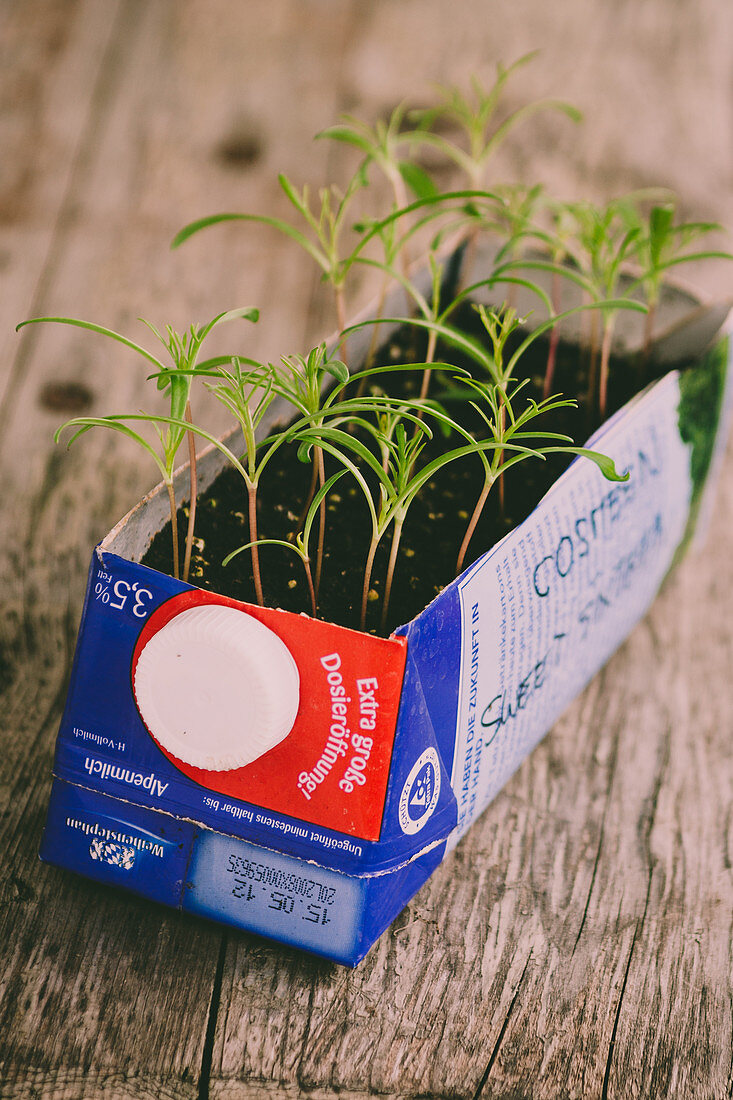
top-left (449, 182), bottom-right (547, 302)
top-left (347, 296), bottom-right (629, 572)
top-left (410, 55), bottom-right (581, 192)
top-left (268, 344), bottom-right (349, 595)
top-left (371, 417), bottom-right (433, 630)
top-left (451, 301), bottom-right (628, 533)
top-left (296, 375), bottom-right (450, 606)
top-left (345, 277), bottom-right (637, 403)
top-left (190, 351), bottom-right (406, 609)
top-left (318, 102), bottom-right (440, 300)
top-left (498, 199), bottom-right (651, 418)
top-left (623, 198), bottom-right (732, 359)
top-left (17, 307), bottom-right (258, 581)
top-left (346, 191), bottom-right (505, 383)
top-left (570, 200), bottom-right (646, 417)
top-left (222, 469), bottom-right (349, 619)
top-left (473, 302), bottom-right (524, 514)
top-left (452, 374), bottom-right (627, 574)
top-left (539, 201), bottom-right (577, 398)
top-left (318, 102), bottom-right (437, 246)
top-left (318, 103), bottom-right (437, 210)
top-left (55, 409), bottom-right (255, 579)
top-left (345, 225), bottom-right (557, 410)
top-left (344, 180), bottom-right (555, 331)
top-left (52, 360), bottom-right (334, 617)
top-left (294, 410), bottom-right (437, 630)
top-left (293, 394), bottom-right (521, 630)
top-left (350, 250), bottom-right (447, 404)
top-left (351, 212), bottom-right (406, 374)
top-left (490, 183), bottom-right (546, 308)
top-left (173, 168), bottom-right (368, 352)
top-left (331, 398), bottom-right (459, 626)
top-left (410, 56), bottom-right (580, 290)
top-left (200, 357), bottom-right (286, 607)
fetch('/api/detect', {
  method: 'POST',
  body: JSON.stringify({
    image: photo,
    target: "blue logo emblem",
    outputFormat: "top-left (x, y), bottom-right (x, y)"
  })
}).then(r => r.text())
top-left (398, 748), bottom-right (441, 835)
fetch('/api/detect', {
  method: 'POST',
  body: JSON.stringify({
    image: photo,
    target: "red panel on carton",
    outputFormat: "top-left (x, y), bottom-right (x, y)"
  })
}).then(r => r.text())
top-left (131, 590), bottom-right (407, 841)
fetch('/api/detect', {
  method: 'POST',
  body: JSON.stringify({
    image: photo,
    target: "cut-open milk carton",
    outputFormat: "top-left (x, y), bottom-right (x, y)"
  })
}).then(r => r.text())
top-left (40, 264), bottom-right (732, 965)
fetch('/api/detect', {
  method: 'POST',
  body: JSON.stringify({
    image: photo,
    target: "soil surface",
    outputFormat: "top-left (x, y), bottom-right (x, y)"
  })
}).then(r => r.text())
top-left (143, 306), bottom-right (698, 636)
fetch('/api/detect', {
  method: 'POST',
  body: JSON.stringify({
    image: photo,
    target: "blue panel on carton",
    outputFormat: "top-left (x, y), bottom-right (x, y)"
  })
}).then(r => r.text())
top-left (361, 843), bottom-right (446, 952)
top-left (379, 648), bottom-right (457, 859)
top-left (396, 584), bottom-right (463, 776)
top-left (55, 553), bottom-right (190, 779)
top-left (40, 779), bottom-right (194, 907)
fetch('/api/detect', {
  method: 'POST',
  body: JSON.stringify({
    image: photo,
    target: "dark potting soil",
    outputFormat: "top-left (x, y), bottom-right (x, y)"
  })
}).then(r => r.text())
top-left (143, 307), bottom-right (697, 637)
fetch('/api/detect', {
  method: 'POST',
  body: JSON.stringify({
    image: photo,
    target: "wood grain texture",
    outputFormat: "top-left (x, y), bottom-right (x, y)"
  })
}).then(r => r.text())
top-left (2, 1), bottom-right (733, 1097)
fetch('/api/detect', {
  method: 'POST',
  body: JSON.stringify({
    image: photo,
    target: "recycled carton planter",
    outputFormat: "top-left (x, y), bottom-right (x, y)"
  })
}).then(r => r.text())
top-left (40, 259), bottom-right (732, 966)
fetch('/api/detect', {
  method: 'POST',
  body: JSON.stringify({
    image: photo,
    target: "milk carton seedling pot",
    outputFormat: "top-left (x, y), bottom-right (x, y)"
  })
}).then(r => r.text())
top-left (39, 294), bottom-right (732, 965)
top-left (30, 66), bottom-right (733, 965)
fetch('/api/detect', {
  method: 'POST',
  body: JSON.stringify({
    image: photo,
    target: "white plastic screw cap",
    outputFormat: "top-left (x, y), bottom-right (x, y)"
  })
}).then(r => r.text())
top-left (133, 604), bottom-right (300, 771)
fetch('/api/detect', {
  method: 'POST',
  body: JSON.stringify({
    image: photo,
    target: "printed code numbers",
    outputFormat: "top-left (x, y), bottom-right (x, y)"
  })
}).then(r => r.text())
top-left (230, 876), bottom-right (331, 924)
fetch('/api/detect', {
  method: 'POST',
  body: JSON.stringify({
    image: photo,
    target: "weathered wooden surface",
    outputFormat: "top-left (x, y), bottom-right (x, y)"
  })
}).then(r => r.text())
top-left (2, 2), bottom-right (733, 1097)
